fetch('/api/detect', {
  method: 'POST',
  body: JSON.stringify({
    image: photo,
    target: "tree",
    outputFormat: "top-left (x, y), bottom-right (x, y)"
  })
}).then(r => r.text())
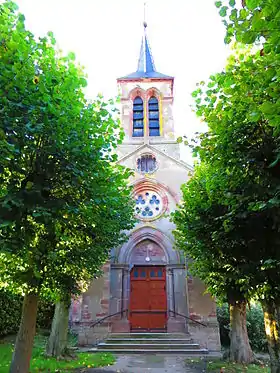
top-left (213, 1), bottom-right (280, 370)
top-left (174, 1), bottom-right (280, 369)
top-left (217, 0), bottom-right (280, 55)
top-left (173, 164), bottom-right (254, 363)
top-left (45, 189), bottom-right (135, 357)
top-left (0, 2), bottom-right (134, 372)
top-left (175, 41), bottom-right (280, 371)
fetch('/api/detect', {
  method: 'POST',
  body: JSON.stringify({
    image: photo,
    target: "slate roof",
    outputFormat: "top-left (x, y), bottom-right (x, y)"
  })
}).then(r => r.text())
top-left (118, 23), bottom-right (173, 80)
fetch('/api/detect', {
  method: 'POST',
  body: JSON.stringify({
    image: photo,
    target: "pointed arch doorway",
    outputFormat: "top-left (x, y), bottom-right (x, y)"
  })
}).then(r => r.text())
top-left (110, 232), bottom-right (188, 333)
top-left (130, 265), bottom-right (167, 332)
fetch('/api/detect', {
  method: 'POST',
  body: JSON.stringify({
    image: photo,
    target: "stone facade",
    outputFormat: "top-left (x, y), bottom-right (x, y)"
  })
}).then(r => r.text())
top-left (70, 29), bottom-right (221, 352)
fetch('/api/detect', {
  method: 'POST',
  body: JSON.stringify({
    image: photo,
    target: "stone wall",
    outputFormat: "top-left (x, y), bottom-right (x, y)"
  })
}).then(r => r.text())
top-left (187, 276), bottom-right (221, 351)
top-left (189, 322), bottom-right (221, 351)
top-left (117, 79), bottom-right (175, 142)
top-left (72, 262), bottom-right (111, 346)
top-left (117, 145), bottom-right (191, 201)
top-left (151, 141), bottom-right (181, 160)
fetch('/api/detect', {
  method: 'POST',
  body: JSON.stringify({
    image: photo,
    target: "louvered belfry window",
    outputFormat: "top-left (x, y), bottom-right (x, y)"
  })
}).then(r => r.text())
top-left (148, 96), bottom-right (160, 136)
top-left (133, 96), bottom-right (144, 137)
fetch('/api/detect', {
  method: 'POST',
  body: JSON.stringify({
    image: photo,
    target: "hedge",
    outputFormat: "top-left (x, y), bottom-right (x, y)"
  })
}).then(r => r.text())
top-left (0, 290), bottom-right (54, 337)
top-left (217, 303), bottom-right (268, 352)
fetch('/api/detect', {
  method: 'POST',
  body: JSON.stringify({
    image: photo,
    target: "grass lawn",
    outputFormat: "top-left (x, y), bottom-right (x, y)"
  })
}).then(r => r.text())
top-left (0, 334), bottom-right (115, 373)
top-left (206, 359), bottom-right (269, 372)
top-left (186, 358), bottom-right (269, 372)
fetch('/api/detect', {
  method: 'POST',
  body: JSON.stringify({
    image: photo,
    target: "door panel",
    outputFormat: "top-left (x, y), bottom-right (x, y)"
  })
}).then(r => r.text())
top-left (130, 312), bottom-right (150, 331)
top-left (129, 266), bottom-right (167, 332)
top-left (130, 282), bottom-right (149, 309)
top-left (149, 313), bottom-right (167, 329)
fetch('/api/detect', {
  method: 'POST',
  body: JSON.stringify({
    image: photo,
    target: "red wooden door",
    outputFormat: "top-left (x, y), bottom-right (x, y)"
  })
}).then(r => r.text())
top-left (129, 266), bottom-right (167, 332)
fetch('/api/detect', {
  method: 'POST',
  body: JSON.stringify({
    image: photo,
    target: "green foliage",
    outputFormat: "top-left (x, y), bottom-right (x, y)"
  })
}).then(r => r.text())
top-left (0, 335), bottom-right (115, 372)
top-left (0, 291), bottom-right (22, 337)
top-left (173, 0), bottom-right (280, 307)
top-left (173, 5), bottom-right (280, 370)
top-left (0, 290), bottom-right (54, 337)
top-left (36, 299), bottom-right (55, 330)
top-left (220, 0), bottom-right (280, 52)
top-left (217, 304), bottom-right (231, 347)
top-left (217, 303), bottom-right (267, 352)
top-left (246, 304), bottom-right (267, 352)
top-left (0, 0), bottom-right (135, 302)
top-left (173, 164), bottom-right (251, 303)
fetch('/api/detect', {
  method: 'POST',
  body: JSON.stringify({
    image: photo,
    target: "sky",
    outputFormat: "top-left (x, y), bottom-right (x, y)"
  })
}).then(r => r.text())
top-left (13, 0), bottom-right (230, 163)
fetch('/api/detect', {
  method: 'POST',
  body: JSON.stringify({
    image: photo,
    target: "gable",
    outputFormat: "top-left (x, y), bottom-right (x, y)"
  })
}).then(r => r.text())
top-left (117, 144), bottom-right (193, 199)
top-left (117, 143), bottom-right (193, 173)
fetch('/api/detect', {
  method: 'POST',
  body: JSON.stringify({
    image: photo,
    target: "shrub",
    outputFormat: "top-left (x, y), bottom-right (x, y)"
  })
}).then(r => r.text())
top-left (246, 303), bottom-right (267, 353)
top-left (217, 303), bottom-right (231, 347)
top-left (217, 303), bottom-right (267, 352)
top-left (0, 291), bottom-right (22, 337)
top-left (37, 300), bottom-right (55, 331)
top-left (0, 290), bottom-right (54, 338)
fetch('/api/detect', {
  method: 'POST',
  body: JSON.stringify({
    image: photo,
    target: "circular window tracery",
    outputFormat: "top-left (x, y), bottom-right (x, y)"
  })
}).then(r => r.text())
top-left (135, 191), bottom-right (162, 219)
top-left (133, 181), bottom-right (168, 221)
top-left (136, 154), bottom-right (157, 174)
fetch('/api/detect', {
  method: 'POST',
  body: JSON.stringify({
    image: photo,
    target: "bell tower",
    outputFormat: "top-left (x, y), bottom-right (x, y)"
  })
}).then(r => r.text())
top-left (72, 13), bottom-right (221, 353)
top-left (117, 22), bottom-right (180, 159)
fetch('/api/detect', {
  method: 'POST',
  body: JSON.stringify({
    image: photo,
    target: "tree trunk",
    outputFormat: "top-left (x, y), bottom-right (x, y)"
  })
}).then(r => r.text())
top-left (262, 300), bottom-right (280, 373)
top-left (229, 301), bottom-right (254, 363)
top-left (46, 301), bottom-right (70, 357)
top-left (9, 293), bottom-right (39, 373)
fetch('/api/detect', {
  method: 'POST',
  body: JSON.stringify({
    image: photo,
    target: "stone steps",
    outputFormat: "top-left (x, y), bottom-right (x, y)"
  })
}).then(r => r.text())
top-left (92, 333), bottom-right (209, 355)
top-left (99, 343), bottom-right (201, 350)
top-left (94, 348), bottom-right (209, 354)
top-left (109, 333), bottom-right (189, 339)
top-left (106, 338), bottom-right (193, 344)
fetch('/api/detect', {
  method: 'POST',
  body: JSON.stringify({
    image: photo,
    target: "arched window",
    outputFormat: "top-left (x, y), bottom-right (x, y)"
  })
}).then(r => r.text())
top-left (136, 154), bottom-right (157, 174)
top-left (133, 96), bottom-right (144, 137)
top-left (148, 96), bottom-right (160, 136)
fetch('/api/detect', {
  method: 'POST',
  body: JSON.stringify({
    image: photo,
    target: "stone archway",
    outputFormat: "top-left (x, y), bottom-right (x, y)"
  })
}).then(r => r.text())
top-left (110, 228), bottom-right (188, 333)
top-left (129, 239), bottom-right (167, 265)
top-left (116, 226), bottom-right (181, 265)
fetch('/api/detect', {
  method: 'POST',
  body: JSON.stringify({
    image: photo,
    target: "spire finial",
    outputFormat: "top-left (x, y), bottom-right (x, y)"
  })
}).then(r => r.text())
top-left (143, 2), bottom-right (147, 29)
top-left (118, 0), bottom-right (173, 81)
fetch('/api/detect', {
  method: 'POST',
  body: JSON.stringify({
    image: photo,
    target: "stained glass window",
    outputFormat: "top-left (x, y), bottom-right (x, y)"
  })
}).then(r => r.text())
top-left (136, 154), bottom-right (157, 174)
top-left (134, 190), bottom-right (163, 220)
top-left (133, 96), bottom-right (144, 137)
top-left (148, 97), bottom-right (160, 136)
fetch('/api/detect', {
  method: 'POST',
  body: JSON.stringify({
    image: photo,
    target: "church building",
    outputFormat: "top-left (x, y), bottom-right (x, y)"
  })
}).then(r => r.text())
top-left (70, 23), bottom-right (221, 352)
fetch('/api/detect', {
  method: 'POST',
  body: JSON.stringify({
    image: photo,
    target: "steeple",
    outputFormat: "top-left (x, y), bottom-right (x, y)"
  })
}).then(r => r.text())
top-left (118, 22), bottom-right (173, 80)
top-left (137, 22), bottom-right (156, 74)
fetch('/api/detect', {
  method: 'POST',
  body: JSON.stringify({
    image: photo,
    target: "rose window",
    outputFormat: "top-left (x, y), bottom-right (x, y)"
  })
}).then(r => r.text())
top-left (135, 191), bottom-right (163, 220)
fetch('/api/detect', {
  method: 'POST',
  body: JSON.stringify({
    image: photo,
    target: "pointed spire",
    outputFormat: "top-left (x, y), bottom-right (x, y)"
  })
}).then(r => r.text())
top-left (136, 4), bottom-right (156, 74)
top-left (137, 22), bottom-right (156, 74)
top-left (118, 8), bottom-right (173, 81)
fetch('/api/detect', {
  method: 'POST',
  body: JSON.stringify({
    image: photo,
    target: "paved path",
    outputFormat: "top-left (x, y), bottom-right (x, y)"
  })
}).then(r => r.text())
top-left (84, 354), bottom-right (207, 373)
